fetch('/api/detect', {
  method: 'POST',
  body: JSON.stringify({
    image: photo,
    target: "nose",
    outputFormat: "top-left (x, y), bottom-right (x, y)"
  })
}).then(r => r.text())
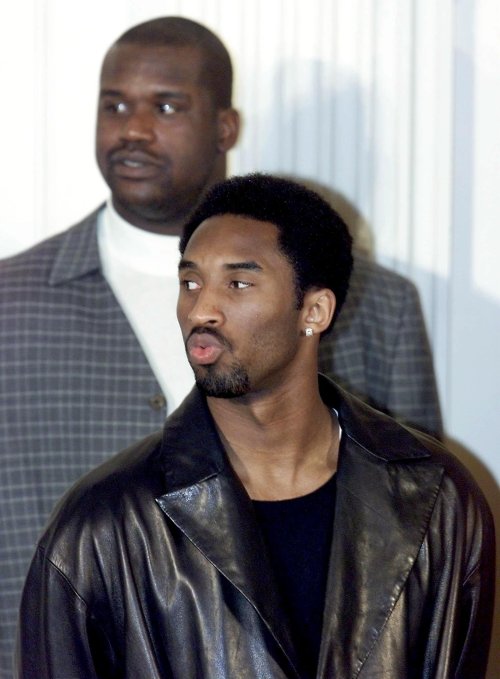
top-left (186, 287), bottom-right (224, 327)
top-left (120, 108), bottom-right (155, 143)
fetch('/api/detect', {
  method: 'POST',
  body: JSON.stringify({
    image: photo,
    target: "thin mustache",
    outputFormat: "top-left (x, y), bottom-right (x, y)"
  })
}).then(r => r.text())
top-left (109, 144), bottom-right (162, 165)
top-left (187, 327), bottom-right (232, 351)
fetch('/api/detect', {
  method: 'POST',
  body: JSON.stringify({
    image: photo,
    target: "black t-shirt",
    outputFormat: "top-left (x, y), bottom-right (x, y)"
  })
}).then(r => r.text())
top-left (253, 473), bottom-right (337, 678)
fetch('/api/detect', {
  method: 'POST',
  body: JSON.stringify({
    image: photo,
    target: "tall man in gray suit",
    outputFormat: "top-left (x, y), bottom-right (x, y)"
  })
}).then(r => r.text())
top-left (0, 17), bottom-right (240, 677)
top-left (0, 16), bottom-right (441, 677)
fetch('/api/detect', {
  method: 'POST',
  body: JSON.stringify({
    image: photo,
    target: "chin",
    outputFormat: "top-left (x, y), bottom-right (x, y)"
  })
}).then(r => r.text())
top-left (195, 365), bottom-right (250, 399)
top-left (117, 194), bottom-right (176, 223)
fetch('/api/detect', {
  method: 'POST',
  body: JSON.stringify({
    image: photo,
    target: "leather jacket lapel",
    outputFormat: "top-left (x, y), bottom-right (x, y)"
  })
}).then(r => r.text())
top-left (156, 381), bottom-right (445, 678)
top-left (318, 431), bottom-right (444, 677)
top-left (155, 390), bottom-right (300, 677)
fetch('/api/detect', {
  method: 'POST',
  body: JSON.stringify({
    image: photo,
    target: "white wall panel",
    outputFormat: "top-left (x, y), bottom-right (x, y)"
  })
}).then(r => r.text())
top-left (0, 0), bottom-right (45, 254)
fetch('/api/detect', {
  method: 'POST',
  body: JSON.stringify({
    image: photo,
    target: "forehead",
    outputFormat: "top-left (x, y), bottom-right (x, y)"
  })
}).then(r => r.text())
top-left (100, 43), bottom-right (205, 90)
top-left (183, 215), bottom-right (291, 271)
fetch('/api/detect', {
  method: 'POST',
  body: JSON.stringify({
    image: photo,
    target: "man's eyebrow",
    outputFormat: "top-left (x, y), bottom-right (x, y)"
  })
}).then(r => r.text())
top-left (178, 260), bottom-right (263, 272)
top-left (99, 88), bottom-right (190, 100)
top-left (178, 259), bottom-right (197, 271)
top-left (99, 89), bottom-right (123, 98)
top-left (224, 262), bottom-right (263, 272)
top-left (153, 91), bottom-right (191, 100)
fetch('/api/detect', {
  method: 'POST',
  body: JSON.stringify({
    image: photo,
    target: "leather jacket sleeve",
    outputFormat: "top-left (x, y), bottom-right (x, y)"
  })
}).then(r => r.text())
top-left (15, 547), bottom-right (103, 679)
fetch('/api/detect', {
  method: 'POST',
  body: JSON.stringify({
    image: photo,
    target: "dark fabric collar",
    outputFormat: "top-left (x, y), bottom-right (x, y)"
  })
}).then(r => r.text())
top-left (158, 386), bottom-right (228, 490)
top-left (318, 374), bottom-right (434, 463)
top-left (158, 375), bottom-right (434, 495)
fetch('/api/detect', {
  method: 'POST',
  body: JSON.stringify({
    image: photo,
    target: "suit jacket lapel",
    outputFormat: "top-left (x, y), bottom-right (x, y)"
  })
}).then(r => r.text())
top-left (155, 390), bottom-right (300, 677)
top-left (49, 207), bottom-right (104, 285)
top-left (317, 380), bottom-right (444, 677)
top-left (47, 207), bottom-right (163, 395)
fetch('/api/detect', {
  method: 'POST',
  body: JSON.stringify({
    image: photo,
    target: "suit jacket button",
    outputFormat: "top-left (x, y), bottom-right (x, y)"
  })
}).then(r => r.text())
top-left (148, 393), bottom-right (166, 411)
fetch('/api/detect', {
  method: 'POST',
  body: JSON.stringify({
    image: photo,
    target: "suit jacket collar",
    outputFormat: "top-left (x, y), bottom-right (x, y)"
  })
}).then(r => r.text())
top-left (49, 206), bottom-right (104, 286)
top-left (155, 377), bottom-right (444, 678)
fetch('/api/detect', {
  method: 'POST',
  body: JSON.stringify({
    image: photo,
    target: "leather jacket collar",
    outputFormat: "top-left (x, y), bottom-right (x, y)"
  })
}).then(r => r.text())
top-left (156, 376), bottom-right (443, 677)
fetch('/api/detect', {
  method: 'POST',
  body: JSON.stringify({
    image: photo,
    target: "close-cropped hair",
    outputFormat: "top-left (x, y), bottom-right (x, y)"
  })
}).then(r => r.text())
top-left (115, 16), bottom-right (233, 108)
top-left (180, 173), bottom-right (353, 328)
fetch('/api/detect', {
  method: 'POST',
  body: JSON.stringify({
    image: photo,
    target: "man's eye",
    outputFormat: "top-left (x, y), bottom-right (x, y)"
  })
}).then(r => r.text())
top-left (158, 103), bottom-right (177, 115)
top-left (103, 101), bottom-right (127, 114)
top-left (230, 281), bottom-right (252, 290)
top-left (182, 280), bottom-right (200, 291)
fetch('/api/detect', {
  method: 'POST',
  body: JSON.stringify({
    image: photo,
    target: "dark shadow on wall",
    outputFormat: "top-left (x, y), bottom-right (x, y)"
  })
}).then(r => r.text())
top-left (254, 58), bottom-right (376, 259)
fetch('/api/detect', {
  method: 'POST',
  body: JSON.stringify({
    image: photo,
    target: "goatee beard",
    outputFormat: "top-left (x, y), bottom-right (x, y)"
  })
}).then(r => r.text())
top-left (194, 362), bottom-right (250, 398)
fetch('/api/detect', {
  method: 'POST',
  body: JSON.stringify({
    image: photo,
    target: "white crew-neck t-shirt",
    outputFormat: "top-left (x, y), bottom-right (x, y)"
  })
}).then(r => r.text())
top-left (97, 201), bottom-right (194, 413)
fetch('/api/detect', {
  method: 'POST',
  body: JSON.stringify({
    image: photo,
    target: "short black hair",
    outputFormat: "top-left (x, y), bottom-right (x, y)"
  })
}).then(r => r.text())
top-left (180, 173), bottom-right (353, 330)
top-left (114, 16), bottom-right (233, 108)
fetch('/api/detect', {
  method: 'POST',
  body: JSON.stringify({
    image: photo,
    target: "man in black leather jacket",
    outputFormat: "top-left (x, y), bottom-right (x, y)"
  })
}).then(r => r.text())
top-left (16, 174), bottom-right (494, 678)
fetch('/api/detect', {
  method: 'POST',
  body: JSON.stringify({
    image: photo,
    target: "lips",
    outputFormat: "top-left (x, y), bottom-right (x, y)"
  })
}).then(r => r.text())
top-left (186, 332), bottom-right (225, 366)
top-left (109, 150), bottom-right (163, 179)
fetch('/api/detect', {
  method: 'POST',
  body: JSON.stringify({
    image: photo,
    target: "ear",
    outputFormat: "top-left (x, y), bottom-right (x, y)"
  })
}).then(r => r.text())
top-left (216, 108), bottom-right (240, 153)
top-left (301, 288), bottom-right (336, 337)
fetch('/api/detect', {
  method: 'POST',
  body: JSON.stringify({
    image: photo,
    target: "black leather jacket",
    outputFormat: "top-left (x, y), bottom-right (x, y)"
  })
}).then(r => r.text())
top-left (16, 377), bottom-right (495, 678)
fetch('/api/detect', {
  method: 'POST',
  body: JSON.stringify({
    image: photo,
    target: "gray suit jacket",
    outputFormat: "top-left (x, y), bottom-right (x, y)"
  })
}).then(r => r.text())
top-left (0, 209), bottom-right (441, 677)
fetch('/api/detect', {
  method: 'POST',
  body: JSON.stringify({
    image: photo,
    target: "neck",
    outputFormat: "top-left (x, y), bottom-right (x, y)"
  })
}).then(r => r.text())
top-left (208, 373), bottom-right (339, 500)
top-left (114, 210), bottom-right (187, 236)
